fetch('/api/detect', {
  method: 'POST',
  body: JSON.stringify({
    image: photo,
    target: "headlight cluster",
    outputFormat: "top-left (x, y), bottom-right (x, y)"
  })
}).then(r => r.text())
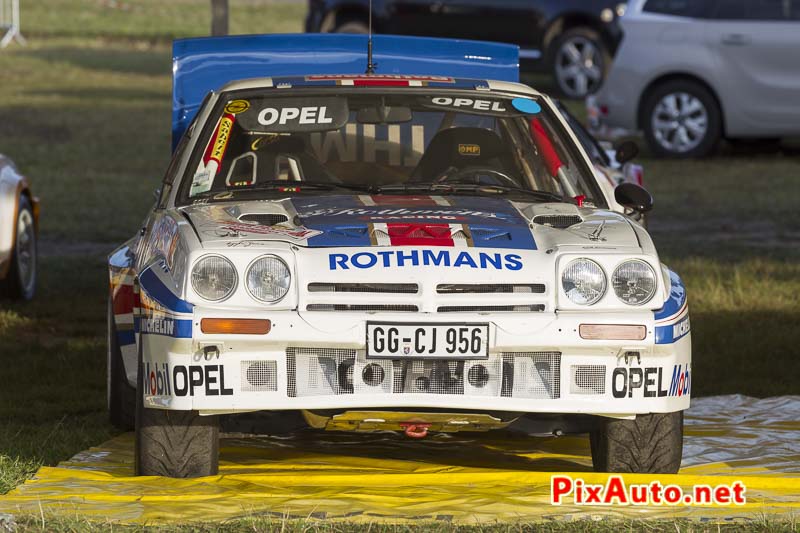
top-left (191, 255), bottom-right (290, 303)
top-left (562, 259), bottom-right (657, 306)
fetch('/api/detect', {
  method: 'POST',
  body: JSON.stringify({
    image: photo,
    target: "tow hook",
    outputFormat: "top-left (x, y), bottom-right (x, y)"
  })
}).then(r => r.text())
top-left (400, 423), bottom-right (431, 439)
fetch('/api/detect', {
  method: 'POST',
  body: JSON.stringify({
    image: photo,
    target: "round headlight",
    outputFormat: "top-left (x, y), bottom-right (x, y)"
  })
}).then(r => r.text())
top-left (612, 260), bottom-right (657, 305)
top-left (246, 255), bottom-right (291, 302)
top-left (562, 259), bottom-right (607, 305)
top-left (191, 255), bottom-right (237, 301)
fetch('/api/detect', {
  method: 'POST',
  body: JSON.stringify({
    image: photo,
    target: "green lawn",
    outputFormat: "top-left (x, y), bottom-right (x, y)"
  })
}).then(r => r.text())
top-left (0, 1), bottom-right (799, 530)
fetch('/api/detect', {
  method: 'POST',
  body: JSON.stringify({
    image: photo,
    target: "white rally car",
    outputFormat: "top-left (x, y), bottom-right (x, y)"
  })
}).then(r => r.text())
top-left (0, 154), bottom-right (38, 300)
top-left (108, 38), bottom-right (690, 479)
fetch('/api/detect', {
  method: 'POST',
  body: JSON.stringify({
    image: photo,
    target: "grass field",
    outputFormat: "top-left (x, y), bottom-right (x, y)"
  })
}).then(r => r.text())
top-left (0, 1), bottom-right (799, 530)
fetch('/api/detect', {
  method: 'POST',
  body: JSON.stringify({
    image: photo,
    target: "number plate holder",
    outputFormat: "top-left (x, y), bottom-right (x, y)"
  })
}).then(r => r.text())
top-left (366, 322), bottom-right (490, 360)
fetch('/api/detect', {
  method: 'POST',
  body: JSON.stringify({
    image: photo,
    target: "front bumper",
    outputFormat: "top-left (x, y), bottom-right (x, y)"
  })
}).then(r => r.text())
top-left (141, 309), bottom-right (691, 416)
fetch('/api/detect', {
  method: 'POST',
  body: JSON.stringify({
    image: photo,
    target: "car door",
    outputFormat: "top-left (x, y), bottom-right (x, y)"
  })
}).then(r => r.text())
top-left (705, 0), bottom-right (800, 134)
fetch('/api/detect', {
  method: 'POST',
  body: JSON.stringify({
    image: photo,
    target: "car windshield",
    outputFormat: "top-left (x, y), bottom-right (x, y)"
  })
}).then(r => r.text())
top-left (179, 89), bottom-right (603, 205)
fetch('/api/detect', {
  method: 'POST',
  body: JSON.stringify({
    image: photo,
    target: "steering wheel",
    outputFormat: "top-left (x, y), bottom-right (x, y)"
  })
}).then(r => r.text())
top-left (435, 166), bottom-right (519, 188)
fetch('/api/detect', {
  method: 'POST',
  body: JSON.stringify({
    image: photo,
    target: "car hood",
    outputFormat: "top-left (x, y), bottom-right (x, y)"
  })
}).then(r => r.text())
top-left (181, 194), bottom-right (642, 252)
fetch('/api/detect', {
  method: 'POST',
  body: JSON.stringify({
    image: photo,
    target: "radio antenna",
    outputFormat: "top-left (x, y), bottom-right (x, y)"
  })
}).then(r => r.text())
top-left (365, 0), bottom-right (377, 74)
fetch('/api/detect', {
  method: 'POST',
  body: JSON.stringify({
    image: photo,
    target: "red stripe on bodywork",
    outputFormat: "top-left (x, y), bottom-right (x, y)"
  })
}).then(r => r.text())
top-left (387, 223), bottom-right (454, 247)
top-left (113, 283), bottom-right (135, 315)
top-left (353, 79), bottom-right (410, 87)
top-left (368, 195), bottom-right (439, 206)
top-left (531, 118), bottom-right (563, 177)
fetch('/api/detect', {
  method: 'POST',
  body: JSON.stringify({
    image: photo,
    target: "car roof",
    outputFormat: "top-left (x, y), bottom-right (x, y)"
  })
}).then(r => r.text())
top-left (219, 74), bottom-right (542, 97)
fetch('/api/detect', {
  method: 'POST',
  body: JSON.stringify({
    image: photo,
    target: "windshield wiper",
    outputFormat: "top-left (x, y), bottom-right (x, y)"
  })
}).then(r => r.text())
top-left (190, 181), bottom-right (374, 201)
top-left (377, 183), bottom-right (566, 203)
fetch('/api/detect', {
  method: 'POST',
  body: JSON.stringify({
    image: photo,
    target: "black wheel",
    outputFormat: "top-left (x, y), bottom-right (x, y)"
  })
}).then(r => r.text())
top-left (550, 27), bottom-right (609, 99)
top-left (108, 300), bottom-right (136, 430)
top-left (332, 19), bottom-right (368, 34)
top-left (0, 196), bottom-right (37, 300)
top-left (135, 344), bottom-right (219, 478)
top-left (641, 79), bottom-right (721, 158)
top-left (590, 411), bottom-right (683, 473)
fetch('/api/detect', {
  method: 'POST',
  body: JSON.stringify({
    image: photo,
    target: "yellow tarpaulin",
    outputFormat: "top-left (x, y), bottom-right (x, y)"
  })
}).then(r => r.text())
top-left (2, 395), bottom-right (799, 524)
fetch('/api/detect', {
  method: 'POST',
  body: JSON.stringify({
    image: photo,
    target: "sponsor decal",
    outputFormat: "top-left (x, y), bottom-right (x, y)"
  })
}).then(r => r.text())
top-left (329, 250), bottom-right (523, 271)
top-left (144, 362), bottom-right (172, 396)
top-left (430, 97), bottom-right (506, 112)
top-left (172, 364), bottom-right (234, 397)
top-left (511, 97), bottom-right (541, 115)
top-left (224, 99), bottom-right (250, 115)
top-left (258, 106), bottom-right (333, 127)
top-left (458, 144), bottom-right (481, 156)
top-left (672, 315), bottom-right (691, 341)
top-left (139, 316), bottom-right (175, 336)
top-left (203, 221), bottom-right (322, 241)
top-left (611, 364), bottom-right (690, 399)
top-left (210, 116), bottom-right (234, 162)
top-left (300, 207), bottom-right (508, 221)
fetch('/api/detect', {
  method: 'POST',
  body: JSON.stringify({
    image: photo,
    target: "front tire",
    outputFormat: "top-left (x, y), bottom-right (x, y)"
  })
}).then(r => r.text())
top-left (642, 80), bottom-right (721, 158)
top-left (0, 196), bottom-right (37, 300)
top-left (135, 346), bottom-right (219, 477)
top-left (590, 412), bottom-right (683, 473)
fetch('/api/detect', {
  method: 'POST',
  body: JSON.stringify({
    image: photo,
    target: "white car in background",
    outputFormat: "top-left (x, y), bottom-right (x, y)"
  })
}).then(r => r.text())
top-left (591, 0), bottom-right (800, 157)
top-left (0, 154), bottom-right (38, 300)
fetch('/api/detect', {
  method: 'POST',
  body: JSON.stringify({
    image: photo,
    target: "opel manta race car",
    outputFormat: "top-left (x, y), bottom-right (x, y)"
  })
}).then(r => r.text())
top-left (108, 35), bottom-right (690, 478)
top-left (0, 154), bottom-right (38, 300)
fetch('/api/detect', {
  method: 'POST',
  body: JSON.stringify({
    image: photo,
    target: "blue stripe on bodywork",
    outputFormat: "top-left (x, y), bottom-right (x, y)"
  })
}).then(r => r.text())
top-left (117, 330), bottom-right (136, 346)
top-left (654, 269), bottom-right (686, 321)
top-left (654, 269), bottom-right (690, 344)
top-left (139, 266), bottom-right (194, 315)
top-left (291, 195), bottom-right (537, 250)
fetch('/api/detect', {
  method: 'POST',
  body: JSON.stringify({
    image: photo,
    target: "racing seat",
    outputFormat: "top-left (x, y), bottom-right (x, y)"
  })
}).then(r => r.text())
top-left (252, 136), bottom-right (335, 183)
top-left (410, 127), bottom-right (518, 182)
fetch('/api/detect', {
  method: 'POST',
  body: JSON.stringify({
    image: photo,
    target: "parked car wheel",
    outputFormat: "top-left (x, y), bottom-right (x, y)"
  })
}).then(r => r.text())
top-left (590, 411), bottom-right (683, 473)
top-left (333, 19), bottom-right (368, 34)
top-left (642, 80), bottom-right (721, 158)
top-left (551, 27), bottom-right (609, 99)
top-left (135, 344), bottom-right (219, 477)
top-left (108, 300), bottom-right (136, 430)
top-left (0, 195), bottom-right (37, 300)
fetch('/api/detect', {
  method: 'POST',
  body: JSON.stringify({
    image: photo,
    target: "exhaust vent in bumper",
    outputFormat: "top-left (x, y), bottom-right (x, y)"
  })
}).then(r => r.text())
top-left (241, 360), bottom-right (278, 392)
top-left (501, 352), bottom-right (561, 399)
top-left (570, 365), bottom-right (606, 395)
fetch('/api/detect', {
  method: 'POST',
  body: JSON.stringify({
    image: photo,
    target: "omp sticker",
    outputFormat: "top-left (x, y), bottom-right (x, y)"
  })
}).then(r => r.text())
top-left (224, 99), bottom-right (250, 115)
top-left (511, 98), bottom-right (541, 114)
top-left (458, 144), bottom-right (481, 156)
top-left (430, 97), bottom-right (506, 112)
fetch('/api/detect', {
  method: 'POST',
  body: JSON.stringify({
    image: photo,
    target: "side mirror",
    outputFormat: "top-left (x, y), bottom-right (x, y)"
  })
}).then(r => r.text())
top-left (614, 140), bottom-right (639, 165)
top-left (615, 182), bottom-right (653, 213)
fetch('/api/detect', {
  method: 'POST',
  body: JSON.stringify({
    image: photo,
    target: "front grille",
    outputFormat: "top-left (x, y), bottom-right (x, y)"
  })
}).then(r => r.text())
top-left (306, 304), bottom-right (418, 312)
top-left (437, 305), bottom-right (545, 313)
top-left (239, 213), bottom-right (289, 226)
top-left (288, 348), bottom-right (561, 400)
top-left (570, 365), bottom-right (606, 395)
top-left (437, 284), bottom-right (546, 294)
top-left (501, 352), bottom-right (561, 399)
top-left (308, 283), bottom-right (418, 294)
top-left (532, 214), bottom-right (582, 228)
top-left (241, 360), bottom-right (278, 392)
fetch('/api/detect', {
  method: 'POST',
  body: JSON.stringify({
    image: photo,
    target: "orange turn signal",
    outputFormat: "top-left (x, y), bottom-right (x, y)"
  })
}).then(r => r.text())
top-left (201, 318), bottom-right (271, 335)
top-left (579, 324), bottom-right (646, 341)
